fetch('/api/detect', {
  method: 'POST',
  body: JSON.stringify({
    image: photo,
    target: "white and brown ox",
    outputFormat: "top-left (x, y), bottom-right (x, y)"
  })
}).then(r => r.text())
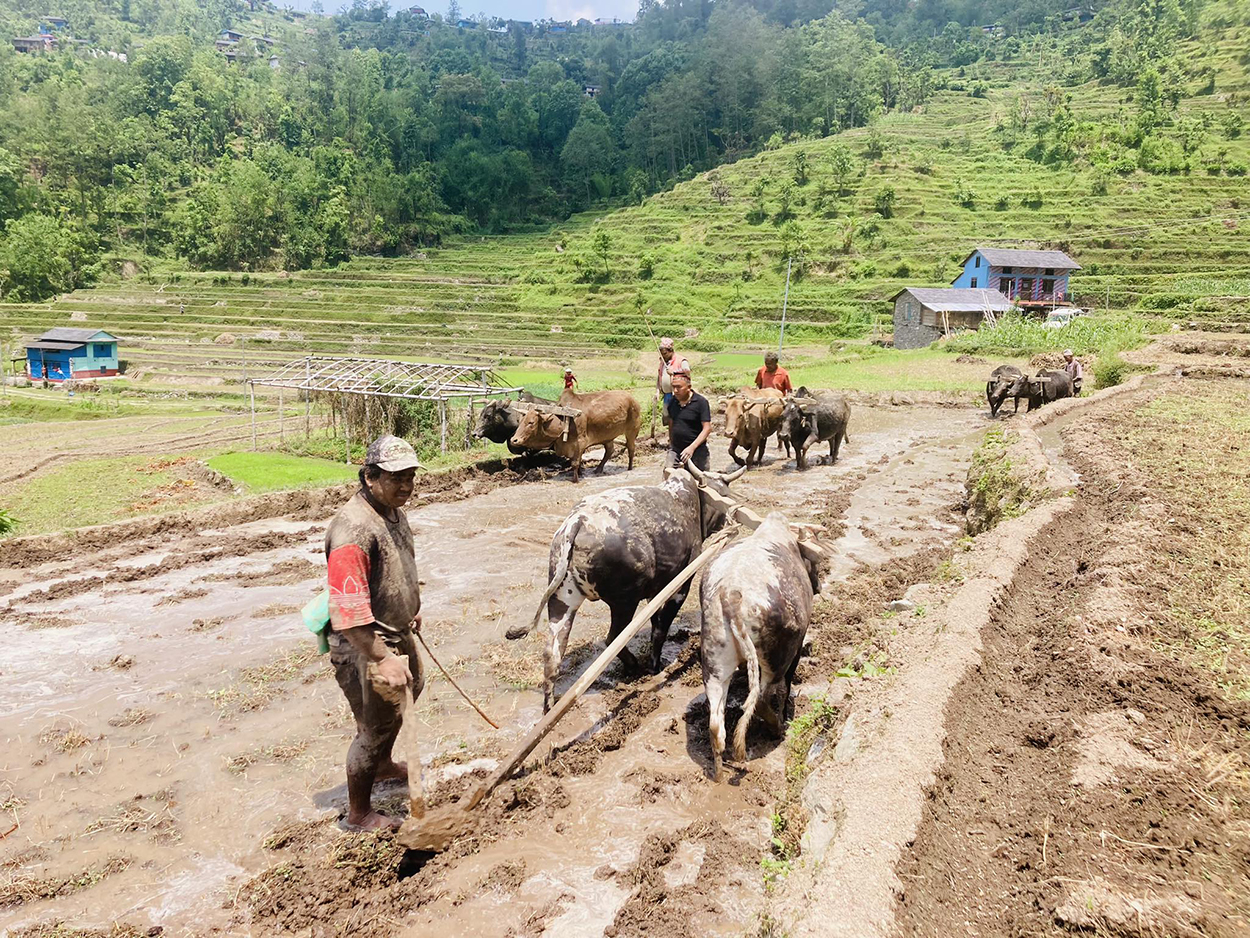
top-left (699, 511), bottom-right (821, 781)
top-left (721, 387), bottom-right (788, 467)
top-left (473, 392), bottom-right (554, 454)
top-left (508, 461), bottom-right (746, 711)
top-left (509, 388), bottom-right (641, 482)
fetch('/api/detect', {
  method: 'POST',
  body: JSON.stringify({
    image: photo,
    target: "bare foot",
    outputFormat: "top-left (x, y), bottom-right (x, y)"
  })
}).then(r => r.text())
top-left (343, 810), bottom-right (400, 832)
top-left (376, 760), bottom-right (408, 783)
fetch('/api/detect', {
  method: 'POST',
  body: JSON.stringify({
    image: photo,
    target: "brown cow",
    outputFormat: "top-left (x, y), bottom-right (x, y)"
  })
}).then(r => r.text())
top-left (510, 388), bottom-right (640, 482)
top-left (722, 387), bottom-right (786, 467)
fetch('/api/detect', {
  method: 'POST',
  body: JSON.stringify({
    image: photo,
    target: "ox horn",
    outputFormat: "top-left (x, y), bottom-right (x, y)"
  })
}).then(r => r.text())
top-left (723, 464), bottom-right (747, 483)
top-left (683, 459), bottom-right (708, 484)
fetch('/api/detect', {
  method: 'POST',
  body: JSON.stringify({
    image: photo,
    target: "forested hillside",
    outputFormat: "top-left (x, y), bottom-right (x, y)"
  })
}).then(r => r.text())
top-left (0, 0), bottom-right (1224, 303)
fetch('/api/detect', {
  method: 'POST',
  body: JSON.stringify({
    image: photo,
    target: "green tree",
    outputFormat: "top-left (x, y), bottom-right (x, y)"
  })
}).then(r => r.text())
top-left (561, 102), bottom-right (614, 202)
top-left (593, 229), bottom-right (612, 279)
top-left (0, 214), bottom-right (93, 302)
top-left (827, 142), bottom-right (856, 196)
top-left (873, 185), bottom-right (896, 217)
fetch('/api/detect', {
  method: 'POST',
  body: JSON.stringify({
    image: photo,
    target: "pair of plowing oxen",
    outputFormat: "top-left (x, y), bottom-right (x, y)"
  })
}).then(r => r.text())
top-left (475, 385), bottom-right (851, 475)
top-left (505, 458), bottom-right (825, 781)
top-left (985, 364), bottom-right (1075, 416)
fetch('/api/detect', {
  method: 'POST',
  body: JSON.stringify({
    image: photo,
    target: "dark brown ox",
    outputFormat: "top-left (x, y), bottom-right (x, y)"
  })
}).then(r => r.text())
top-left (699, 512), bottom-right (820, 781)
top-left (509, 388), bottom-right (640, 482)
top-left (722, 387), bottom-right (786, 467)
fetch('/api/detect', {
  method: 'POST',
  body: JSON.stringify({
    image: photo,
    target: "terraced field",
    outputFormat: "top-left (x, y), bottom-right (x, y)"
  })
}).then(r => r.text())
top-left (4, 30), bottom-right (1249, 392)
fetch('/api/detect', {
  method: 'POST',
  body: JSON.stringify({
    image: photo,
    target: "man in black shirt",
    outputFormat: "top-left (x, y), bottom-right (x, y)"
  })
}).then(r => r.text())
top-left (665, 371), bottom-right (712, 471)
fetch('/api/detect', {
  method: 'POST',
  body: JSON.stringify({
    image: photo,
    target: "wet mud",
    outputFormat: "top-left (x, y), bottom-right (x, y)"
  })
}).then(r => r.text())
top-left (1, 403), bottom-right (987, 937)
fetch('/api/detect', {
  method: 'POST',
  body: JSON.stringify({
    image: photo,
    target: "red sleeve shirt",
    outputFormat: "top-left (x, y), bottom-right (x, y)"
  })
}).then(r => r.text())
top-left (326, 542), bottom-right (375, 631)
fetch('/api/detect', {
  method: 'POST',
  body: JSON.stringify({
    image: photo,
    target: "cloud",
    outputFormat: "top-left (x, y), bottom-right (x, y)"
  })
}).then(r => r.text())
top-left (544, 0), bottom-right (635, 21)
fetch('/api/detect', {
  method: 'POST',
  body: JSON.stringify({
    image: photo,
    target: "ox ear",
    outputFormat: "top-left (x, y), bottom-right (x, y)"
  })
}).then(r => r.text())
top-left (542, 414), bottom-right (564, 435)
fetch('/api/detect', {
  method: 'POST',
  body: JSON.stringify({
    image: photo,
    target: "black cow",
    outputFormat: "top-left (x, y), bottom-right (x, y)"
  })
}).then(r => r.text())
top-left (509, 461), bottom-right (746, 712)
top-left (473, 392), bottom-right (553, 454)
top-left (986, 364), bottom-right (1025, 417)
top-left (1025, 370), bottom-right (1074, 410)
top-left (700, 512), bottom-right (821, 781)
top-left (781, 388), bottom-right (851, 470)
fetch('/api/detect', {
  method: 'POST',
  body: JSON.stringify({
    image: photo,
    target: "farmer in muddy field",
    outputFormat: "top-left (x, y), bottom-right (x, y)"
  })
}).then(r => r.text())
top-left (666, 369), bottom-right (712, 471)
top-left (657, 337), bottom-right (690, 427)
top-left (1063, 349), bottom-right (1083, 396)
top-left (325, 435), bottom-right (426, 831)
top-left (755, 350), bottom-right (793, 396)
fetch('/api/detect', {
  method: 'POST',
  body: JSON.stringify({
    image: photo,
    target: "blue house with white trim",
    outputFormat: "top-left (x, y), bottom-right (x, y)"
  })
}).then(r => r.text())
top-left (25, 328), bottom-right (120, 382)
top-left (952, 247), bottom-right (1080, 308)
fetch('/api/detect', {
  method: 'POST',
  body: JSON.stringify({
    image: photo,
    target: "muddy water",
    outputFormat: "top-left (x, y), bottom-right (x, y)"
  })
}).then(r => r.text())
top-left (0, 404), bottom-right (986, 937)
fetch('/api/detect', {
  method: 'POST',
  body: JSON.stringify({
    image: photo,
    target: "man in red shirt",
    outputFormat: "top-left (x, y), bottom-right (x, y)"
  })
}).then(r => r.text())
top-left (563, 366), bottom-right (577, 390)
top-left (755, 351), bottom-right (792, 395)
top-left (325, 435), bottom-right (425, 830)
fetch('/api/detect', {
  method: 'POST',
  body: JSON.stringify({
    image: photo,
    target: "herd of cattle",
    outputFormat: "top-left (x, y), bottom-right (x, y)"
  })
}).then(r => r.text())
top-left (505, 459), bottom-right (819, 780)
top-left (473, 384), bottom-right (854, 479)
top-left (473, 366), bottom-right (1065, 777)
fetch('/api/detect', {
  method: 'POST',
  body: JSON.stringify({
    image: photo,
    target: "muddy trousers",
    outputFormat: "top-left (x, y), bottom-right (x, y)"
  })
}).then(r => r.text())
top-left (330, 630), bottom-right (424, 811)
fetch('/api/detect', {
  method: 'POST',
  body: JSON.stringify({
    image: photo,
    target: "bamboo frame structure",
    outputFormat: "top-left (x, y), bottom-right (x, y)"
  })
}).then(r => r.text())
top-left (247, 355), bottom-right (523, 454)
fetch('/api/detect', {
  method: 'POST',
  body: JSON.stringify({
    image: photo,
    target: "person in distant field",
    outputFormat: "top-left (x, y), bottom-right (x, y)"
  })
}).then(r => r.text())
top-left (325, 435), bottom-right (426, 831)
top-left (755, 350), bottom-right (793, 396)
top-left (563, 366), bottom-right (577, 391)
top-left (665, 370), bottom-right (712, 472)
top-left (656, 337), bottom-right (691, 427)
top-left (1063, 349), bottom-right (1083, 396)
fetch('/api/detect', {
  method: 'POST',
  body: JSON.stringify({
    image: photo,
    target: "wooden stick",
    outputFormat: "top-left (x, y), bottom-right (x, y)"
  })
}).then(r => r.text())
top-left (454, 526), bottom-right (738, 813)
top-left (415, 631), bottom-right (500, 730)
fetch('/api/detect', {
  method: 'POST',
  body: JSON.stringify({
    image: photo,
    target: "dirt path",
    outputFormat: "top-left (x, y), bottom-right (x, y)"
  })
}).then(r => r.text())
top-left (0, 403), bottom-right (984, 937)
top-left (895, 378), bottom-right (1250, 937)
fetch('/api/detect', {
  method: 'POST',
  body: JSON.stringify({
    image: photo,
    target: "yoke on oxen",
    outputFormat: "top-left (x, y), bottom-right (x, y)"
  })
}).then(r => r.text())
top-left (509, 398), bottom-right (583, 441)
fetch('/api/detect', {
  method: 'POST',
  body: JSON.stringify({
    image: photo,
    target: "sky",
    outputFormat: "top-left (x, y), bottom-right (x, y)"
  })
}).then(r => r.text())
top-left (280, 0), bottom-right (637, 24)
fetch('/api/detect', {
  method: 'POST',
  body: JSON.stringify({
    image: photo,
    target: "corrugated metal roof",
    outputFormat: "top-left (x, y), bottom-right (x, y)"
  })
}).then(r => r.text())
top-left (891, 288), bottom-right (1015, 312)
top-left (970, 247), bottom-right (1080, 270)
top-left (38, 327), bottom-right (116, 342)
top-left (25, 340), bottom-right (84, 350)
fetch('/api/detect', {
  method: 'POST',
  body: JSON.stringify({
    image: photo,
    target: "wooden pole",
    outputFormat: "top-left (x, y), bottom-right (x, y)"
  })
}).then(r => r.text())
top-left (344, 397), bottom-right (351, 464)
top-left (241, 335), bottom-right (247, 385)
top-left (278, 387), bottom-right (284, 443)
top-left (439, 399), bottom-right (447, 453)
top-left (446, 527), bottom-right (737, 818)
top-left (249, 381), bottom-right (257, 451)
top-left (304, 358), bottom-right (311, 437)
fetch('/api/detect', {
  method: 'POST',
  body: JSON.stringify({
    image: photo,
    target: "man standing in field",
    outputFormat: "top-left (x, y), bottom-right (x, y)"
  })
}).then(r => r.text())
top-left (755, 350), bottom-right (792, 395)
top-left (1063, 349), bottom-right (1083, 396)
top-left (666, 370), bottom-right (712, 471)
top-left (563, 366), bottom-right (577, 391)
top-left (325, 435), bottom-right (425, 831)
top-left (657, 337), bottom-right (690, 427)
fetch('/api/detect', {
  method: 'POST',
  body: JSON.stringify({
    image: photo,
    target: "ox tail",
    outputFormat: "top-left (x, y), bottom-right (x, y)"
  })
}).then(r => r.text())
top-left (510, 518), bottom-right (582, 641)
top-left (728, 589), bottom-right (762, 763)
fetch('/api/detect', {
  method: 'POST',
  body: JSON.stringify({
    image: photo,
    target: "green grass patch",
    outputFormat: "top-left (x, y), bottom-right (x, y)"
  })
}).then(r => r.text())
top-left (208, 451), bottom-right (360, 493)
top-left (3, 454), bottom-right (210, 535)
top-left (965, 427), bottom-right (1036, 535)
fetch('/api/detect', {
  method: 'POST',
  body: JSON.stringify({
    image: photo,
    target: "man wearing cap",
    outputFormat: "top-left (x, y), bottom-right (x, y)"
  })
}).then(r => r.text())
top-left (656, 337), bottom-right (690, 427)
top-left (1062, 349), bottom-right (1083, 396)
top-left (755, 350), bottom-right (793, 396)
top-left (324, 435), bottom-right (425, 830)
top-left (563, 366), bottom-right (577, 391)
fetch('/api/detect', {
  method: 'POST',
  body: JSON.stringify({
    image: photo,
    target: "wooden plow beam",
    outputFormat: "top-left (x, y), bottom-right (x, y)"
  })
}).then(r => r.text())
top-left (510, 399), bottom-right (583, 441)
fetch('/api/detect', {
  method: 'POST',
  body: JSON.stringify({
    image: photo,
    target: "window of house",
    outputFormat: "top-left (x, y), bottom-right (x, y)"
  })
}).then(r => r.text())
top-left (970, 278), bottom-right (978, 288)
top-left (1042, 278), bottom-right (1054, 294)
top-left (975, 256), bottom-right (981, 268)
top-left (1002, 266), bottom-right (1013, 274)
top-left (94, 343), bottom-right (111, 357)
top-left (1044, 268), bottom-right (1053, 276)
top-left (1020, 278), bottom-right (1035, 296)
top-left (999, 281), bottom-right (1010, 295)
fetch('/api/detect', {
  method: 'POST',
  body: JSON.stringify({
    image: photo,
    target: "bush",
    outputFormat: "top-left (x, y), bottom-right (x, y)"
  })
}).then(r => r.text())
top-left (0, 508), bottom-right (17, 536)
top-left (1227, 162), bottom-right (1248, 176)
top-left (1138, 136), bottom-right (1184, 174)
top-left (1093, 347), bottom-right (1127, 389)
top-left (954, 178), bottom-right (975, 208)
top-left (873, 186), bottom-right (897, 217)
top-left (943, 312), bottom-right (1149, 356)
top-left (638, 253), bottom-right (655, 279)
